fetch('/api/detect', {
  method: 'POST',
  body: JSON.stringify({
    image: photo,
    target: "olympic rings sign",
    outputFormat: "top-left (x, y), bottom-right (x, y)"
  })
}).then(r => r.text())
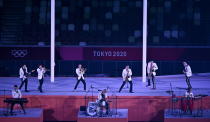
top-left (11, 49), bottom-right (28, 58)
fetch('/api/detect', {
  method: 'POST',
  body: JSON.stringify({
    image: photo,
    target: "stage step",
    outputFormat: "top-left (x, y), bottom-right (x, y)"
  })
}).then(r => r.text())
top-left (0, 108), bottom-right (43, 122)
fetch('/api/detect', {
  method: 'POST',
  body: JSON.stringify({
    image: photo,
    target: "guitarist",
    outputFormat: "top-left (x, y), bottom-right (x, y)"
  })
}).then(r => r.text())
top-left (119, 65), bottom-right (134, 93)
top-left (146, 61), bottom-right (158, 89)
top-left (183, 61), bottom-right (192, 89)
top-left (74, 64), bottom-right (86, 91)
top-left (19, 65), bottom-right (34, 92)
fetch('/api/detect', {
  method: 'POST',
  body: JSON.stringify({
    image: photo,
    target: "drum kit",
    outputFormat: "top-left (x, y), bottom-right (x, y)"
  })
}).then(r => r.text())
top-left (86, 100), bottom-right (111, 117)
top-left (86, 101), bottom-right (99, 116)
top-left (85, 85), bottom-right (117, 117)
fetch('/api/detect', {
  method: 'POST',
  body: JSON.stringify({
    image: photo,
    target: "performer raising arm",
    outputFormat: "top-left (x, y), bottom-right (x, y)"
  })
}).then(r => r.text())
top-left (74, 64), bottom-right (86, 91)
top-left (119, 65), bottom-right (134, 93)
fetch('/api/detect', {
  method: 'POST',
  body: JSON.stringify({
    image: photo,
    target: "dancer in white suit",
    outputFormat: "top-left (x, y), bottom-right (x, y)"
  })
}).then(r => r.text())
top-left (146, 61), bottom-right (158, 89)
top-left (119, 65), bottom-right (134, 93)
top-left (37, 65), bottom-right (46, 93)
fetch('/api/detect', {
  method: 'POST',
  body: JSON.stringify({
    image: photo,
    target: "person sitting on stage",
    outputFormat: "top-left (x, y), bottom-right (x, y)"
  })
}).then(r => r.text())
top-left (74, 64), bottom-right (86, 91)
top-left (119, 65), bottom-right (134, 93)
top-left (181, 88), bottom-right (194, 114)
top-left (97, 89), bottom-right (109, 115)
top-left (10, 85), bottom-right (25, 115)
top-left (146, 61), bottom-right (158, 89)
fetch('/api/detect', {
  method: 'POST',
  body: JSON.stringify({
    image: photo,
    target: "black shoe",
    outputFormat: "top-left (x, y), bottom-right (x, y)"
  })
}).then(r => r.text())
top-left (130, 91), bottom-right (134, 93)
top-left (25, 90), bottom-right (29, 92)
top-left (146, 85), bottom-right (150, 87)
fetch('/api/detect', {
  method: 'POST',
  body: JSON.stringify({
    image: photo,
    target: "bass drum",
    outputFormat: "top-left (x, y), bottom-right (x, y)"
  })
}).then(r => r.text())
top-left (86, 102), bottom-right (99, 116)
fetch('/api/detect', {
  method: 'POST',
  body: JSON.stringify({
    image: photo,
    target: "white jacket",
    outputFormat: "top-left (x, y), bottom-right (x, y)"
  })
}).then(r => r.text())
top-left (19, 67), bottom-right (28, 79)
top-left (76, 68), bottom-right (85, 80)
top-left (37, 68), bottom-right (45, 80)
top-left (147, 62), bottom-right (158, 76)
top-left (184, 65), bottom-right (192, 77)
top-left (122, 69), bottom-right (132, 81)
top-left (12, 89), bottom-right (22, 98)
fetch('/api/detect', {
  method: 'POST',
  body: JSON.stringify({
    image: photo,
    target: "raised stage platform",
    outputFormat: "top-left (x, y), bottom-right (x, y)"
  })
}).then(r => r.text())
top-left (78, 109), bottom-right (128, 122)
top-left (0, 108), bottom-right (43, 122)
top-left (0, 73), bottom-right (210, 121)
top-left (164, 109), bottom-right (210, 122)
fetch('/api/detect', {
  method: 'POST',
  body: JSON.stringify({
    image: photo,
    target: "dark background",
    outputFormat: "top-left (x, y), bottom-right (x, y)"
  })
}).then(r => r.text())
top-left (0, 0), bottom-right (210, 77)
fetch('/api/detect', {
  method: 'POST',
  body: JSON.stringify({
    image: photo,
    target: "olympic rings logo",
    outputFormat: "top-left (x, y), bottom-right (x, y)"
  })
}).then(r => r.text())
top-left (11, 49), bottom-right (28, 58)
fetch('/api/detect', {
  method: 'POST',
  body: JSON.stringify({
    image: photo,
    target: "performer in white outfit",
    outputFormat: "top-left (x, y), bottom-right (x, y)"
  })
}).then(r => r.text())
top-left (37, 65), bottom-right (46, 93)
top-left (183, 61), bottom-right (192, 89)
top-left (19, 65), bottom-right (29, 92)
top-left (10, 85), bottom-right (26, 114)
top-left (119, 65), bottom-right (134, 93)
top-left (74, 64), bottom-right (86, 91)
top-left (146, 61), bottom-right (158, 89)
top-left (12, 85), bottom-right (22, 98)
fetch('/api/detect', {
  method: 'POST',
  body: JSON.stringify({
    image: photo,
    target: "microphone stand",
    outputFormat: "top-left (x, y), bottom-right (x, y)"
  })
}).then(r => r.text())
top-left (91, 85), bottom-right (94, 102)
top-left (169, 82), bottom-right (176, 114)
top-left (116, 94), bottom-right (118, 116)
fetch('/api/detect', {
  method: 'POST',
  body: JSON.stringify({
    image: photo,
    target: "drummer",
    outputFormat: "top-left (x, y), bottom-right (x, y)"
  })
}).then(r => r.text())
top-left (182, 88), bottom-right (194, 113)
top-left (185, 88), bottom-right (194, 98)
top-left (97, 89), bottom-right (109, 115)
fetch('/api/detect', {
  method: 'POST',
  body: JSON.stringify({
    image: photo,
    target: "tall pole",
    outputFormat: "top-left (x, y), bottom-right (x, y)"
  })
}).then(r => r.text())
top-left (50, 0), bottom-right (55, 82)
top-left (142, 0), bottom-right (148, 82)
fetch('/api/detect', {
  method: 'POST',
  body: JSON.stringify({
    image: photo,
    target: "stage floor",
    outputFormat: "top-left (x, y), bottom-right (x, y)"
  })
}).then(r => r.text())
top-left (0, 108), bottom-right (43, 117)
top-left (0, 73), bottom-right (210, 96)
top-left (164, 109), bottom-right (210, 119)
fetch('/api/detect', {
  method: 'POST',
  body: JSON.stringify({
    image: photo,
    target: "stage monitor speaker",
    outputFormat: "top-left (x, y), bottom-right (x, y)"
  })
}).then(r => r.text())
top-left (80, 106), bottom-right (86, 111)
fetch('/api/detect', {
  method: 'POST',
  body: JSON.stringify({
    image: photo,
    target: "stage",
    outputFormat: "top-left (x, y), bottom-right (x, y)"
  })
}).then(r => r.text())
top-left (0, 73), bottom-right (210, 96)
top-left (0, 108), bottom-right (43, 122)
top-left (78, 109), bottom-right (128, 122)
top-left (0, 73), bottom-right (210, 121)
top-left (164, 109), bottom-right (210, 122)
